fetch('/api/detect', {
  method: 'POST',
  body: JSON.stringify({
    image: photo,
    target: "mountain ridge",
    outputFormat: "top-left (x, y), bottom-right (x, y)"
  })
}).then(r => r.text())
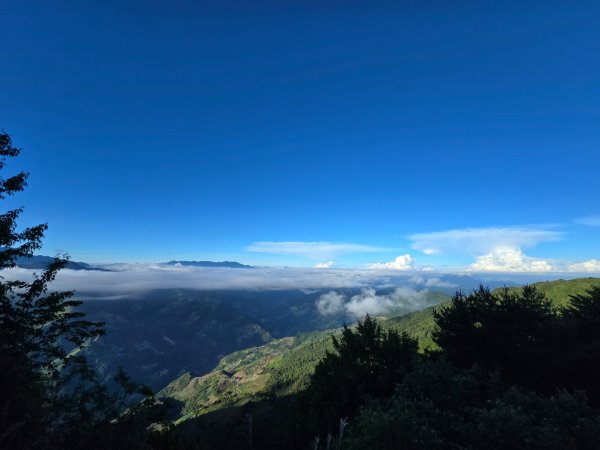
top-left (14, 254), bottom-right (110, 271)
top-left (164, 260), bottom-right (254, 269)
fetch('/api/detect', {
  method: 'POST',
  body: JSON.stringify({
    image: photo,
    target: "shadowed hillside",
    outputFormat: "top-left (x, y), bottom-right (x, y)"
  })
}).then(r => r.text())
top-left (80, 288), bottom-right (447, 389)
top-left (160, 278), bottom-right (600, 427)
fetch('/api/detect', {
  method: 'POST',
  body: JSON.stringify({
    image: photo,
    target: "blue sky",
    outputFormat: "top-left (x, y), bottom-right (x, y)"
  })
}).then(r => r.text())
top-left (1, 1), bottom-right (599, 272)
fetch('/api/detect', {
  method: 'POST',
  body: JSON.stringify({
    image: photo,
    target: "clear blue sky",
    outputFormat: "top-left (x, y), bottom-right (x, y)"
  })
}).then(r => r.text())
top-left (1, 1), bottom-right (599, 271)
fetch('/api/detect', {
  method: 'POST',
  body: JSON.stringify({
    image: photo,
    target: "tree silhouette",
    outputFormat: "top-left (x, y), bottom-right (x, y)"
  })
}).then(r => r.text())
top-left (0, 132), bottom-right (168, 449)
top-left (305, 315), bottom-right (418, 435)
top-left (560, 286), bottom-right (600, 404)
top-left (433, 285), bottom-right (568, 394)
top-left (0, 131), bottom-right (105, 447)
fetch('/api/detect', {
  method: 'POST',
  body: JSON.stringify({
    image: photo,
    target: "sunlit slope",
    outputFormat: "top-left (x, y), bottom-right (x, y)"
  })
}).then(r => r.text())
top-left (508, 277), bottom-right (600, 307)
top-left (160, 294), bottom-right (449, 419)
top-left (161, 278), bottom-right (600, 422)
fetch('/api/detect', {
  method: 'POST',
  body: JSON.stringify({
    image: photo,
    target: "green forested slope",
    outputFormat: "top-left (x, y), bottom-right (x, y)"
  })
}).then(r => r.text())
top-left (509, 277), bottom-right (600, 307)
top-left (160, 278), bottom-right (600, 424)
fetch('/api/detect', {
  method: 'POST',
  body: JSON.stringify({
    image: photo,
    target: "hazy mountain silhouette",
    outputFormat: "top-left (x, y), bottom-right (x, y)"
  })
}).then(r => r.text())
top-left (14, 255), bottom-right (111, 271)
top-left (164, 260), bottom-right (253, 268)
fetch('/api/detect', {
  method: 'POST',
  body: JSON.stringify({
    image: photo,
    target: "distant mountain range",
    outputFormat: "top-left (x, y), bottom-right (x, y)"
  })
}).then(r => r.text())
top-left (11, 256), bottom-right (254, 271)
top-left (14, 255), bottom-right (110, 271)
top-left (164, 260), bottom-right (254, 269)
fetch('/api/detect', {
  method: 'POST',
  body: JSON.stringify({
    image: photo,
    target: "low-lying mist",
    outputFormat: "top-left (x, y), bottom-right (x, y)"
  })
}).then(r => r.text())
top-left (1, 263), bottom-right (572, 300)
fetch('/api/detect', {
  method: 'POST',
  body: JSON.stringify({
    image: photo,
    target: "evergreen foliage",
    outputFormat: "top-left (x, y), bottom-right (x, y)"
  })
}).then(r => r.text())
top-left (348, 360), bottom-right (600, 450)
top-left (343, 285), bottom-right (600, 450)
top-left (156, 280), bottom-right (600, 449)
top-left (560, 285), bottom-right (600, 403)
top-left (303, 316), bottom-right (418, 434)
top-left (432, 285), bottom-right (565, 393)
top-left (0, 132), bottom-right (169, 449)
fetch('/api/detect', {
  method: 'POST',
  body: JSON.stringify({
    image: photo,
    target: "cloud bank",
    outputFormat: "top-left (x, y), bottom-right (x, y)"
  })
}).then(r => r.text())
top-left (369, 254), bottom-right (415, 270)
top-left (1, 256), bottom-right (596, 303)
top-left (0, 264), bottom-right (482, 301)
top-left (567, 259), bottom-right (600, 273)
top-left (314, 261), bottom-right (335, 269)
top-left (469, 248), bottom-right (554, 273)
top-left (315, 287), bottom-right (430, 319)
top-left (315, 291), bottom-right (345, 315)
top-left (0, 265), bottom-right (408, 296)
top-left (409, 227), bottom-right (562, 256)
top-left (407, 226), bottom-right (570, 273)
top-left (409, 276), bottom-right (458, 289)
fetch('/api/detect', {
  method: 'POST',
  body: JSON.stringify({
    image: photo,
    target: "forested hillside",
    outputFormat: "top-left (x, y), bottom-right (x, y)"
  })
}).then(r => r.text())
top-left (79, 288), bottom-right (447, 390)
top-left (160, 278), bottom-right (600, 437)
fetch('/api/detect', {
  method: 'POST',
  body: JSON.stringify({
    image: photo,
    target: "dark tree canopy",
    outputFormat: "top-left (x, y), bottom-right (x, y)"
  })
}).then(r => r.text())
top-left (560, 286), bottom-right (600, 403)
top-left (347, 359), bottom-right (600, 450)
top-left (294, 286), bottom-right (600, 449)
top-left (0, 131), bottom-right (102, 447)
top-left (432, 284), bottom-right (600, 404)
top-left (0, 132), bottom-right (168, 449)
top-left (304, 315), bottom-right (418, 435)
top-left (432, 285), bottom-right (567, 393)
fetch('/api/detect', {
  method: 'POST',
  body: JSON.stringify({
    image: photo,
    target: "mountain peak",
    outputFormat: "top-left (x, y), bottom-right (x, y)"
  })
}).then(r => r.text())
top-left (164, 260), bottom-right (253, 269)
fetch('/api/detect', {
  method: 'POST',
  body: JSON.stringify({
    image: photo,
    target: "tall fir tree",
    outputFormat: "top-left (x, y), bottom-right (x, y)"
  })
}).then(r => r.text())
top-left (0, 132), bottom-right (168, 449)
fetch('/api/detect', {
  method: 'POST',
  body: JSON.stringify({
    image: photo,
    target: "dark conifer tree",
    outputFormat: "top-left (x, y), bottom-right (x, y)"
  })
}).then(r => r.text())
top-left (0, 131), bottom-right (105, 447)
top-left (303, 315), bottom-right (418, 437)
top-left (0, 132), bottom-right (169, 449)
top-left (560, 286), bottom-right (600, 404)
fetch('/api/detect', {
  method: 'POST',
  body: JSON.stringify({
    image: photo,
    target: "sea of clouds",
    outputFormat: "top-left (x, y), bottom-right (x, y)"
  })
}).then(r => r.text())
top-left (0, 263), bottom-right (578, 299)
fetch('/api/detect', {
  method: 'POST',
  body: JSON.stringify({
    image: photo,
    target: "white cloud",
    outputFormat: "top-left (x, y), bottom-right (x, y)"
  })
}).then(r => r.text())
top-left (0, 265), bottom-right (401, 294)
top-left (316, 287), bottom-right (430, 319)
top-left (314, 261), bottom-right (335, 269)
top-left (316, 291), bottom-right (345, 315)
top-left (3, 258), bottom-right (592, 302)
top-left (574, 216), bottom-right (600, 226)
top-left (567, 259), bottom-right (600, 273)
top-left (410, 276), bottom-right (458, 289)
top-left (246, 241), bottom-right (389, 260)
top-left (345, 289), bottom-right (390, 317)
top-left (409, 227), bottom-right (562, 256)
top-left (369, 254), bottom-right (414, 270)
top-left (469, 248), bottom-right (554, 273)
